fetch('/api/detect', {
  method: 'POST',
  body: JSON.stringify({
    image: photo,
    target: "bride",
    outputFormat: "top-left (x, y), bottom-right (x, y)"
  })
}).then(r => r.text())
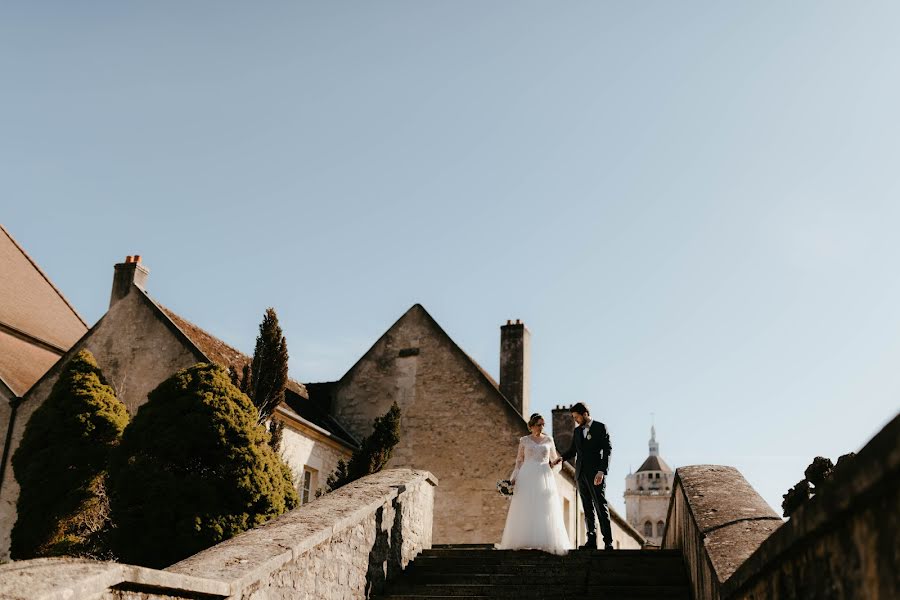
top-left (497, 412), bottom-right (572, 555)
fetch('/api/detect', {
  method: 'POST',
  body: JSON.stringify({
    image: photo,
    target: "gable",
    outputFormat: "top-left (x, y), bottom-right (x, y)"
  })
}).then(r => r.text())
top-left (338, 304), bottom-right (527, 427)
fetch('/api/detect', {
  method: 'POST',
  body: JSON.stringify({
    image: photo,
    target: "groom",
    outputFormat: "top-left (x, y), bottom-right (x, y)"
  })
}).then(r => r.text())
top-left (556, 402), bottom-right (613, 550)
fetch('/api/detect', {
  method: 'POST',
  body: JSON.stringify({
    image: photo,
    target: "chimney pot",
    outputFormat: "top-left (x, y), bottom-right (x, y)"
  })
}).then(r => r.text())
top-left (134, 254), bottom-right (142, 264)
top-left (125, 255), bottom-right (133, 263)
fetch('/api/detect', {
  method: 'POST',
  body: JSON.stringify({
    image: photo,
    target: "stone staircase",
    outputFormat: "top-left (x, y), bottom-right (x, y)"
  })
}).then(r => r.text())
top-left (375, 544), bottom-right (692, 600)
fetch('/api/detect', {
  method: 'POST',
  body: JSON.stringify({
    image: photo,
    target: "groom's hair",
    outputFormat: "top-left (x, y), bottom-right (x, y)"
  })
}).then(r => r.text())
top-left (570, 402), bottom-right (590, 416)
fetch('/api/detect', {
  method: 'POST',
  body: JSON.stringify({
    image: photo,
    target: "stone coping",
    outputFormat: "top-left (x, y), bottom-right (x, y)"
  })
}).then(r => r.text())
top-left (0, 557), bottom-right (230, 600)
top-left (0, 468), bottom-right (437, 600)
top-left (721, 411), bottom-right (900, 597)
top-left (666, 465), bottom-right (783, 585)
top-left (167, 468), bottom-right (437, 593)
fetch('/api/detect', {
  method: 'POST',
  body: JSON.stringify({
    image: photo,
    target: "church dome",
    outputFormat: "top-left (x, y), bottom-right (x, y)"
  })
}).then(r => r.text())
top-left (636, 454), bottom-right (672, 474)
top-left (635, 425), bottom-right (673, 473)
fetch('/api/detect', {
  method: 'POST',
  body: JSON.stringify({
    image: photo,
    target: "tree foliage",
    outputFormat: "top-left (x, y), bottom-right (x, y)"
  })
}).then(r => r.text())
top-left (323, 402), bottom-right (401, 493)
top-left (248, 308), bottom-right (289, 424)
top-left (11, 350), bottom-right (129, 559)
top-left (108, 363), bottom-right (298, 568)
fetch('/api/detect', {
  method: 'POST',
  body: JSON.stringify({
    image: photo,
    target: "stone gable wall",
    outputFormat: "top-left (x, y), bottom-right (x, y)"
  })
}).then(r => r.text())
top-left (329, 307), bottom-right (643, 548)
top-left (331, 307), bottom-right (527, 544)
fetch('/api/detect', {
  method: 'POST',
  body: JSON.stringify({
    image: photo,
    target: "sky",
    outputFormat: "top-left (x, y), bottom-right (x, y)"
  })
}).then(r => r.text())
top-left (3, 2), bottom-right (899, 517)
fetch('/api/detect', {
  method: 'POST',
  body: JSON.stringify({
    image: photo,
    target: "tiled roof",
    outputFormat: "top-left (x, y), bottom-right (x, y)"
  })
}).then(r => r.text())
top-left (0, 224), bottom-right (88, 395)
top-left (157, 305), bottom-right (308, 399)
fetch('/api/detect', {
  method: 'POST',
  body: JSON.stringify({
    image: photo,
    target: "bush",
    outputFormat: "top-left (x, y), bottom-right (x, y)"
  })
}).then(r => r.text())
top-left (108, 363), bottom-right (298, 568)
top-left (323, 402), bottom-right (401, 493)
top-left (11, 350), bottom-right (129, 559)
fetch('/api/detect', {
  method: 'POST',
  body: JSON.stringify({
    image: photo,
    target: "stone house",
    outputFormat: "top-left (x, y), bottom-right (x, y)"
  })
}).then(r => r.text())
top-left (624, 426), bottom-right (674, 546)
top-left (309, 305), bottom-right (644, 549)
top-left (0, 256), bottom-right (356, 561)
top-left (0, 225), bottom-right (90, 555)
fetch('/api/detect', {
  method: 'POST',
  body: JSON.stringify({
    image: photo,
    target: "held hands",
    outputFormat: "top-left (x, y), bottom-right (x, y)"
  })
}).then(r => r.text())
top-left (594, 471), bottom-right (605, 486)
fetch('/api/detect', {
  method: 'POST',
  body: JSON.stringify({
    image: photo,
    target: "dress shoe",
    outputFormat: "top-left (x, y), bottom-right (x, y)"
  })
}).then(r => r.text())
top-left (578, 537), bottom-right (597, 550)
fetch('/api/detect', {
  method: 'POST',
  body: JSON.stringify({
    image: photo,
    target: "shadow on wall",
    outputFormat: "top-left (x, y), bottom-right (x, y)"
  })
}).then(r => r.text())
top-left (366, 492), bottom-right (405, 597)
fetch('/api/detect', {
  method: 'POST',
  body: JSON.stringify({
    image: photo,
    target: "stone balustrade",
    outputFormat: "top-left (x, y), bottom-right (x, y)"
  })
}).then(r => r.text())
top-left (0, 468), bottom-right (437, 600)
top-left (662, 465), bottom-right (783, 600)
top-left (663, 411), bottom-right (899, 600)
top-left (722, 413), bottom-right (899, 600)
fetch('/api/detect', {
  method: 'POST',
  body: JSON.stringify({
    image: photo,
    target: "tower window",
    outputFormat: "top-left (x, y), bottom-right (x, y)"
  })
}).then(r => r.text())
top-left (657, 520), bottom-right (665, 537)
top-left (644, 521), bottom-right (653, 537)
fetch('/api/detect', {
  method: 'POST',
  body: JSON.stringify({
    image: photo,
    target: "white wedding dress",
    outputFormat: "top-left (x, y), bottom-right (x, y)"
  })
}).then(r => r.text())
top-left (497, 434), bottom-right (572, 555)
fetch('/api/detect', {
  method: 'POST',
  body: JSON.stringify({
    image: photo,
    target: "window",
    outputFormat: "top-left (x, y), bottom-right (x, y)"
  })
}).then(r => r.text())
top-left (644, 521), bottom-right (653, 537)
top-left (301, 468), bottom-right (317, 504)
top-left (657, 521), bottom-right (665, 537)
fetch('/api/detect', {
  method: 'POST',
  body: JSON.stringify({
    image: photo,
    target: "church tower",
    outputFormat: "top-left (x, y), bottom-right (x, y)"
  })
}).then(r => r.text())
top-left (624, 425), bottom-right (674, 546)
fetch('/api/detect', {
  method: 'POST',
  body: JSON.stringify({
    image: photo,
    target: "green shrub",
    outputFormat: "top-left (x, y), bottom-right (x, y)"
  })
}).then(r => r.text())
top-left (323, 401), bottom-right (401, 493)
top-left (108, 363), bottom-right (298, 568)
top-left (11, 350), bottom-right (129, 559)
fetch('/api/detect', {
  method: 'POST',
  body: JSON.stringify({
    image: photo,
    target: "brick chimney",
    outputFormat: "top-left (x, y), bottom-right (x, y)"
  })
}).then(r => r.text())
top-left (499, 319), bottom-right (530, 417)
top-left (109, 255), bottom-right (149, 308)
top-left (552, 405), bottom-right (576, 462)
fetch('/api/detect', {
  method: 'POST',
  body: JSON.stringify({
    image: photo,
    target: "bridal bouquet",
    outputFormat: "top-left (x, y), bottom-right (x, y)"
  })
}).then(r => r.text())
top-left (496, 479), bottom-right (515, 496)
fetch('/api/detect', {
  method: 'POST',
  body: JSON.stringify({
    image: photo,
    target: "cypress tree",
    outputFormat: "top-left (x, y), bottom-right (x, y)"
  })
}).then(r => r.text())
top-left (108, 363), bottom-right (298, 568)
top-left (11, 350), bottom-right (129, 559)
top-left (249, 308), bottom-right (289, 425)
top-left (324, 402), bottom-right (401, 493)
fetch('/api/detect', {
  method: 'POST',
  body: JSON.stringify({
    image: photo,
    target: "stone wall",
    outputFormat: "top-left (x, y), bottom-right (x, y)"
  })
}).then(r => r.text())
top-left (721, 412), bottom-right (899, 600)
top-left (662, 465), bottom-right (783, 600)
top-left (0, 468), bottom-right (437, 600)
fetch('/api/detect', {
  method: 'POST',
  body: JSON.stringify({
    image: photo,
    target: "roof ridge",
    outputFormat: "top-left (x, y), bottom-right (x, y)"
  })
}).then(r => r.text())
top-left (0, 223), bottom-right (89, 328)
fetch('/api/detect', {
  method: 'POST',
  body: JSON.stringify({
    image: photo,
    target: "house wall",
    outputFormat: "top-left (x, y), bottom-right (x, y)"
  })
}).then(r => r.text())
top-left (276, 413), bottom-right (352, 501)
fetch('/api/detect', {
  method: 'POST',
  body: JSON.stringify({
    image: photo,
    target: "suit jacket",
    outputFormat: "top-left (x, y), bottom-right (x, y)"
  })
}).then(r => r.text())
top-left (561, 420), bottom-right (611, 480)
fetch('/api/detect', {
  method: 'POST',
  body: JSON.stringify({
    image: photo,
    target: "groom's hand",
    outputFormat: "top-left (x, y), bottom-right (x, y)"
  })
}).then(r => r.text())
top-left (594, 472), bottom-right (605, 486)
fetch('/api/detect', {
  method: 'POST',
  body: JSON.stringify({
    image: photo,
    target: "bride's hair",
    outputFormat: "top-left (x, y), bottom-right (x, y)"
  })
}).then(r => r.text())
top-left (527, 413), bottom-right (544, 428)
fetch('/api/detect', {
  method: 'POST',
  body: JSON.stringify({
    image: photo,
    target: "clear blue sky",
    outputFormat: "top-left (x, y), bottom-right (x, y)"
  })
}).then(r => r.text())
top-left (3, 2), bottom-right (899, 516)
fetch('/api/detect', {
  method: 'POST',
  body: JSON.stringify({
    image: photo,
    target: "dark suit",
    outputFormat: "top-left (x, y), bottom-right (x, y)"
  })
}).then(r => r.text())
top-left (561, 419), bottom-right (613, 547)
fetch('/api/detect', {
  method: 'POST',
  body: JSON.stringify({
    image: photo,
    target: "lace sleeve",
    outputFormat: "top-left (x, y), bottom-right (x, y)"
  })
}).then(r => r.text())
top-left (550, 441), bottom-right (562, 474)
top-left (510, 437), bottom-right (526, 483)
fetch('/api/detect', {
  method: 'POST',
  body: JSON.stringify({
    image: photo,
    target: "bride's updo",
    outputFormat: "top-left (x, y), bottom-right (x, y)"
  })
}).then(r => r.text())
top-left (528, 412), bottom-right (544, 428)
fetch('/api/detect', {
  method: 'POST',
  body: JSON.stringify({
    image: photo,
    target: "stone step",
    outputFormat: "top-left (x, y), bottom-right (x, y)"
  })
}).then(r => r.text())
top-left (410, 555), bottom-right (685, 568)
top-left (373, 547), bottom-right (692, 600)
top-left (419, 549), bottom-right (682, 560)
top-left (377, 585), bottom-right (691, 600)
top-left (397, 569), bottom-right (689, 586)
